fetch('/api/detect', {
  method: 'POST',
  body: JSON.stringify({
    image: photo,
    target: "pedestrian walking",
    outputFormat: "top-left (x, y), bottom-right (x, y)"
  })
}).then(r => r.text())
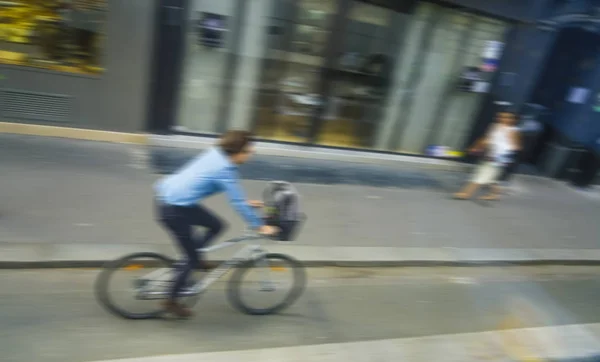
top-left (454, 112), bottom-right (522, 201)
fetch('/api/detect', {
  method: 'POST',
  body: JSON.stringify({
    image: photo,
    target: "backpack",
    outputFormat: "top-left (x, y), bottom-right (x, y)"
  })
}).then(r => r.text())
top-left (262, 181), bottom-right (305, 241)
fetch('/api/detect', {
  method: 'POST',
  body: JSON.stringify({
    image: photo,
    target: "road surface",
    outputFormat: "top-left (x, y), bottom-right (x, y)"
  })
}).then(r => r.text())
top-left (2, 266), bottom-right (600, 362)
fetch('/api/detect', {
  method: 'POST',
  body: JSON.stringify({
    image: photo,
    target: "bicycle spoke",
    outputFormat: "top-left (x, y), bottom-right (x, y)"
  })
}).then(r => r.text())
top-left (227, 253), bottom-right (306, 315)
top-left (95, 253), bottom-right (200, 319)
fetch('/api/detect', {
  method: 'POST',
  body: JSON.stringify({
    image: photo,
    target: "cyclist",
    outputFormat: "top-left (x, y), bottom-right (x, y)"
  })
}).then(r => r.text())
top-left (155, 130), bottom-right (277, 318)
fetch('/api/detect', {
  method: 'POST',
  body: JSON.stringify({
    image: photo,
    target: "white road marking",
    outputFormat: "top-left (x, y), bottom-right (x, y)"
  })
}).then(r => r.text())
top-left (88, 323), bottom-right (600, 362)
top-left (74, 223), bottom-right (94, 227)
top-left (449, 277), bottom-right (477, 285)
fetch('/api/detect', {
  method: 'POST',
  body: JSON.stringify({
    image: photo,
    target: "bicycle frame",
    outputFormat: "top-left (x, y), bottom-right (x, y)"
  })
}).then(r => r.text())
top-left (138, 233), bottom-right (269, 299)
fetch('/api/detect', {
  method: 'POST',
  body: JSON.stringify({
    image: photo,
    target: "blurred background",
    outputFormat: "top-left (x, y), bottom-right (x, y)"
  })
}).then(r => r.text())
top-left (0, 0), bottom-right (105, 74)
top-left (2, 1), bottom-right (600, 362)
top-left (0, 0), bottom-right (598, 185)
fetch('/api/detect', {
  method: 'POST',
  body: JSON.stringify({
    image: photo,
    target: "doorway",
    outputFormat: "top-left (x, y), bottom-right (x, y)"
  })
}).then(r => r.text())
top-left (252, 0), bottom-right (405, 147)
top-left (527, 27), bottom-right (600, 173)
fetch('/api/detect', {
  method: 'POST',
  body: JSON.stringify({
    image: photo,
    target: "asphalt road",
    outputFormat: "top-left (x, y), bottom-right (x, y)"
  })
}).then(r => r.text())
top-left (2, 133), bottom-right (599, 254)
top-left (2, 266), bottom-right (600, 362)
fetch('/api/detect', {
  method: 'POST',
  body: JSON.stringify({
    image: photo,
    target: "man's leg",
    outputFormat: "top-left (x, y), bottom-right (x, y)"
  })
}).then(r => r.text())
top-left (157, 204), bottom-right (198, 317)
top-left (188, 205), bottom-right (227, 267)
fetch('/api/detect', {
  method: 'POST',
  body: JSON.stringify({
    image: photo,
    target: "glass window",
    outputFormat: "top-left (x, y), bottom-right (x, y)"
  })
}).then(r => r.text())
top-left (433, 17), bottom-right (508, 152)
top-left (315, 1), bottom-right (395, 148)
top-left (175, 0), bottom-right (237, 134)
top-left (253, 0), bottom-right (338, 143)
top-left (0, 0), bottom-right (106, 75)
top-left (377, 2), bottom-right (508, 155)
top-left (248, 1), bottom-right (508, 153)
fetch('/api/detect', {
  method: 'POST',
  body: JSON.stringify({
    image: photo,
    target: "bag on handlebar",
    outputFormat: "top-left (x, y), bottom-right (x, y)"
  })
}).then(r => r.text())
top-left (262, 181), bottom-right (305, 241)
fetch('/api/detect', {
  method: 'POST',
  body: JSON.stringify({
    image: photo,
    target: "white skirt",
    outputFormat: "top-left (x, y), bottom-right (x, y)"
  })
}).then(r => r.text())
top-left (471, 161), bottom-right (502, 185)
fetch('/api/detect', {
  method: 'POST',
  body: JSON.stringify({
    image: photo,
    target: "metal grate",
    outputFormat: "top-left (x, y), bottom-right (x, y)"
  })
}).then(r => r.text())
top-left (0, 89), bottom-right (72, 123)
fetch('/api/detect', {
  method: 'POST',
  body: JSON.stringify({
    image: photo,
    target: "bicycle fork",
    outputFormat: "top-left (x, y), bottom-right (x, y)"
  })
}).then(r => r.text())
top-left (254, 254), bottom-right (276, 292)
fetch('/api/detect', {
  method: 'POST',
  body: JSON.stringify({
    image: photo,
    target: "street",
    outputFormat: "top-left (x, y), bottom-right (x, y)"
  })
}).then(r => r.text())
top-left (2, 266), bottom-right (600, 362)
top-left (1, 133), bottom-right (599, 268)
top-left (1, 134), bottom-right (600, 361)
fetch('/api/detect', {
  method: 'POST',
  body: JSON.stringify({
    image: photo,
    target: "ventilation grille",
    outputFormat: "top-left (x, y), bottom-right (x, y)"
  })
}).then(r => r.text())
top-left (0, 89), bottom-right (72, 123)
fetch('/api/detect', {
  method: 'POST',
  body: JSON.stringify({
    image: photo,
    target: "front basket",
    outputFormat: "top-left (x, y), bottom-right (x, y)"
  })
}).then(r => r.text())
top-left (269, 213), bottom-right (306, 242)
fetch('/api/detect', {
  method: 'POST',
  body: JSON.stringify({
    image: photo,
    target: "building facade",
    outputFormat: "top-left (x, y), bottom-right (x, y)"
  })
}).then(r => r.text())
top-left (1, 0), bottom-right (599, 182)
top-left (0, 0), bottom-right (155, 133)
top-left (150, 0), bottom-right (531, 157)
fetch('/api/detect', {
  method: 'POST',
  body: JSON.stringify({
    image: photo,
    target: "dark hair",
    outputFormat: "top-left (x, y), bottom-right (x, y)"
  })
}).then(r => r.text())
top-left (218, 130), bottom-right (253, 155)
top-left (498, 111), bottom-right (517, 119)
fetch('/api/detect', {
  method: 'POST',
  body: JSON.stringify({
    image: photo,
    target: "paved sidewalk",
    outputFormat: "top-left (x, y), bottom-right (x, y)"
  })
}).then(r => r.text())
top-left (90, 323), bottom-right (600, 362)
top-left (1, 134), bottom-right (599, 266)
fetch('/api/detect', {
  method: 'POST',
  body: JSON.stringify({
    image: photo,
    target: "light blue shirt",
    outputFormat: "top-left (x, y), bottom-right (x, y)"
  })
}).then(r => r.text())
top-left (155, 147), bottom-right (263, 229)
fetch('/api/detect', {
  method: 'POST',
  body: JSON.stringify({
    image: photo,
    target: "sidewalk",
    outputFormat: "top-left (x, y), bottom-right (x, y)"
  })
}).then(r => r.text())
top-left (1, 133), bottom-right (599, 267)
top-left (90, 323), bottom-right (600, 362)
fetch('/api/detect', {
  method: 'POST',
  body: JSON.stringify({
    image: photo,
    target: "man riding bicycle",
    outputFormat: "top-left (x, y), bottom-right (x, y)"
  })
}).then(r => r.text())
top-left (154, 130), bottom-right (277, 318)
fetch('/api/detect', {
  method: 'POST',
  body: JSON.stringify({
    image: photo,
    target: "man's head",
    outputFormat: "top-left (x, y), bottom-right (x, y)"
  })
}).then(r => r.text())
top-left (218, 130), bottom-right (255, 165)
top-left (496, 112), bottom-right (517, 126)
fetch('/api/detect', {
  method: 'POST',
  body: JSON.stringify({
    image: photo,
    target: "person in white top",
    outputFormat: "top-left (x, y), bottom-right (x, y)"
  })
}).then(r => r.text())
top-left (454, 112), bottom-right (522, 201)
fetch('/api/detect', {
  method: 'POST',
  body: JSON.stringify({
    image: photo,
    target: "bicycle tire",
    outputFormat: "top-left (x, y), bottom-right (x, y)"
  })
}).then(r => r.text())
top-left (227, 253), bottom-right (306, 315)
top-left (94, 252), bottom-right (199, 320)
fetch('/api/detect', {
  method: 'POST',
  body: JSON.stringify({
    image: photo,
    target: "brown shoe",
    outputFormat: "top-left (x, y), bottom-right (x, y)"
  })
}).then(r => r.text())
top-left (201, 261), bottom-right (218, 271)
top-left (193, 261), bottom-right (217, 272)
top-left (161, 300), bottom-right (193, 318)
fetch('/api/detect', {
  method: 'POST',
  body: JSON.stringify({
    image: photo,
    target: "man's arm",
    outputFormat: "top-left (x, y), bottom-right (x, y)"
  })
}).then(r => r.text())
top-left (218, 170), bottom-right (264, 230)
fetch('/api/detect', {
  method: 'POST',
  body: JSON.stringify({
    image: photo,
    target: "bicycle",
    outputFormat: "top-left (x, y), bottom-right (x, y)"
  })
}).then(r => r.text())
top-left (95, 221), bottom-right (306, 320)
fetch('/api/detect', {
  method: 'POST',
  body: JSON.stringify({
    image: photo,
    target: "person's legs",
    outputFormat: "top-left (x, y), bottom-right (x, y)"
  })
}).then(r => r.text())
top-left (156, 203), bottom-right (199, 317)
top-left (454, 182), bottom-right (480, 199)
top-left (156, 203), bottom-right (227, 311)
top-left (187, 204), bottom-right (227, 268)
top-left (478, 164), bottom-right (503, 200)
top-left (188, 205), bottom-right (226, 248)
top-left (480, 184), bottom-right (502, 200)
top-left (498, 151), bottom-right (520, 184)
top-left (454, 162), bottom-right (491, 199)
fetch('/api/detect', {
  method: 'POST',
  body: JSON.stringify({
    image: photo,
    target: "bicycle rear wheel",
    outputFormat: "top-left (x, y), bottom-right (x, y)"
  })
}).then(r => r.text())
top-left (94, 252), bottom-right (199, 320)
top-left (227, 253), bottom-right (306, 315)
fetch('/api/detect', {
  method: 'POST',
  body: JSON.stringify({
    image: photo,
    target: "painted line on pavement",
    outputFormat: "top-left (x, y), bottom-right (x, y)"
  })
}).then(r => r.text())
top-left (87, 323), bottom-right (600, 362)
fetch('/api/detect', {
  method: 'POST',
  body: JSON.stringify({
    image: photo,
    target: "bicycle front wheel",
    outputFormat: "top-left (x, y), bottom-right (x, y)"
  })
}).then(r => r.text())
top-left (227, 253), bottom-right (306, 315)
top-left (95, 252), bottom-right (198, 320)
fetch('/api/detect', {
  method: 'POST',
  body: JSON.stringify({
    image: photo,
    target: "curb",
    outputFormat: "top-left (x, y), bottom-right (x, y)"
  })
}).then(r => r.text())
top-left (0, 121), bottom-right (148, 145)
top-left (3, 259), bottom-right (600, 269)
top-left (150, 134), bottom-right (468, 172)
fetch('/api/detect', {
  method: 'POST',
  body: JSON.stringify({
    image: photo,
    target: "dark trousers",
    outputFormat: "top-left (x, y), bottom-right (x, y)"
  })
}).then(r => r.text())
top-left (156, 202), bottom-right (226, 300)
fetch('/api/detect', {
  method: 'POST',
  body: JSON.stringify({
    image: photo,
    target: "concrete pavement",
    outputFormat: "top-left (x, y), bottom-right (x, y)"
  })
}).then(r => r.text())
top-left (1, 133), bottom-right (599, 267)
top-left (88, 327), bottom-right (600, 362)
top-left (3, 267), bottom-right (600, 362)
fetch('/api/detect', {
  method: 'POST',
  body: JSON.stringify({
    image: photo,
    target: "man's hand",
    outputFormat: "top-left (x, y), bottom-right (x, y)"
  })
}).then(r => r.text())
top-left (258, 225), bottom-right (278, 236)
top-left (248, 200), bottom-right (264, 208)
